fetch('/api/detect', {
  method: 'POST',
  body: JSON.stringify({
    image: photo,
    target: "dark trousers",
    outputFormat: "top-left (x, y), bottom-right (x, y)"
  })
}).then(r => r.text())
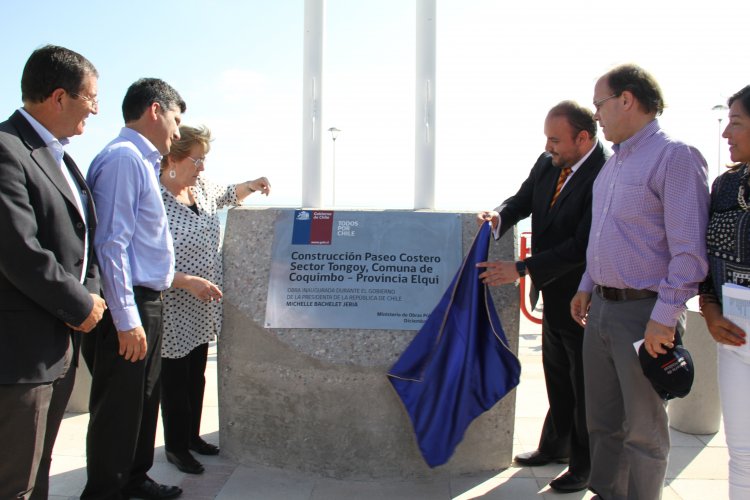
top-left (537, 312), bottom-right (590, 477)
top-left (0, 342), bottom-right (74, 500)
top-left (81, 288), bottom-right (163, 499)
top-left (161, 342), bottom-right (209, 452)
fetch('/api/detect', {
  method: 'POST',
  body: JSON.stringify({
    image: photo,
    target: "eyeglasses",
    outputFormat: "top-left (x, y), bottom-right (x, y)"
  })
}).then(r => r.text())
top-left (593, 94), bottom-right (618, 112)
top-left (187, 156), bottom-right (205, 167)
top-left (71, 92), bottom-right (99, 109)
top-left (70, 92), bottom-right (99, 109)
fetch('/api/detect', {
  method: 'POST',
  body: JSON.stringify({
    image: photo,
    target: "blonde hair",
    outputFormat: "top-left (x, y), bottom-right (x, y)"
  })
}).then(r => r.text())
top-left (163, 125), bottom-right (212, 169)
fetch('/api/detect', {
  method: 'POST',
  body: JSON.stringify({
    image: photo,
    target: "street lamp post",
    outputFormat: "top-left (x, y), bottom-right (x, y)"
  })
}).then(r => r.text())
top-left (712, 104), bottom-right (728, 177)
top-left (328, 127), bottom-right (341, 206)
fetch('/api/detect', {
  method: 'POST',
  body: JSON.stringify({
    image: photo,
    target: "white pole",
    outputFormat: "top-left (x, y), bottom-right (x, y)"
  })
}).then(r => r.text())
top-left (414, 0), bottom-right (436, 209)
top-left (332, 136), bottom-right (337, 206)
top-left (302, 0), bottom-right (324, 208)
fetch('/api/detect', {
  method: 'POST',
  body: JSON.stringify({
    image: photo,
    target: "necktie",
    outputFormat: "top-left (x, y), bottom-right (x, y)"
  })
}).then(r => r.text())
top-left (550, 167), bottom-right (572, 207)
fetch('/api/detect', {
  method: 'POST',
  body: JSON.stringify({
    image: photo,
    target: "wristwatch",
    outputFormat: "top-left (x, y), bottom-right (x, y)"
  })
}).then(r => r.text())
top-left (515, 260), bottom-right (527, 278)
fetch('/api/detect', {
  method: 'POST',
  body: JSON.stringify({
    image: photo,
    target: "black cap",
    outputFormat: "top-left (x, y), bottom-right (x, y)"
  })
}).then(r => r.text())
top-left (638, 332), bottom-right (694, 400)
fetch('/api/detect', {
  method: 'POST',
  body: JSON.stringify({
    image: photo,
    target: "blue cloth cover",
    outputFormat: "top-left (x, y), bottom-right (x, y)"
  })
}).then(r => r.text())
top-left (388, 222), bottom-right (521, 467)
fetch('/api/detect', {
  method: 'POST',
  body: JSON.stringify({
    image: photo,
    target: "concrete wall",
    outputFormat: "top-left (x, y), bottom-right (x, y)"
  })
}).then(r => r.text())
top-left (220, 207), bottom-right (520, 478)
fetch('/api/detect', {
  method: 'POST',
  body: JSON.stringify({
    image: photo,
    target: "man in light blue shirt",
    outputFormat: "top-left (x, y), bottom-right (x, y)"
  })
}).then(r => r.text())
top-left (82, 78), bottom-right (185, 500)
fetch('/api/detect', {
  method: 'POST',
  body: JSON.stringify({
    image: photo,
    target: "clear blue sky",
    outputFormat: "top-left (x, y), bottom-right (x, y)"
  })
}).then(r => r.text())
top-left (1, 1), bottom-right (748, 213)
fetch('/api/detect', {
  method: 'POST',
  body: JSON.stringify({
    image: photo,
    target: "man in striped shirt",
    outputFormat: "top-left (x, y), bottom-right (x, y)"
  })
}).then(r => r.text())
top-left (570, 64), bottom-right (709, 500)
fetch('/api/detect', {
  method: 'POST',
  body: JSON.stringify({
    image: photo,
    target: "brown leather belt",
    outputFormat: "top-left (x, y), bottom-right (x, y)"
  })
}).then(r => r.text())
top-left (595, 285), bottom-right (657, 302)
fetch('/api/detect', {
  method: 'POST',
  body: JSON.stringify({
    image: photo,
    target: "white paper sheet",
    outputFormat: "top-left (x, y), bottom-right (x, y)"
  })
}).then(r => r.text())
top-left (721, 283), bottom-right (750, 355)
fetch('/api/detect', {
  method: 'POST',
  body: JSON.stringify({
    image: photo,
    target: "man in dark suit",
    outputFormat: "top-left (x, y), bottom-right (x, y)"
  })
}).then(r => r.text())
top-left (477, 100), bottom-right (608, 493)
top-left (0, 45), bottom-right (106, 499)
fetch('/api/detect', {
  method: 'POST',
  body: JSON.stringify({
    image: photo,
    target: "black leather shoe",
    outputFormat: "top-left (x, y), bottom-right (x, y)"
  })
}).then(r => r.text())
top-left (124, 478), bottom-right (182, 499)
top-left (189, 437), bottom-right (220, 455)
top-left (514, 449), bottom-right (568, 466)
top-left (548, 471), bottom-right (588, 492)
top-left (166, 450), bottom-right (204, 474)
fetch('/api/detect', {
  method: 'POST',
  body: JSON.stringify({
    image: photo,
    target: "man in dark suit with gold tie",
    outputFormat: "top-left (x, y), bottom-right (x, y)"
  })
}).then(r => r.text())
top-left (477, 101), bottom-right (608, 493)
top-left (0, 45), bottom-right (106, 499)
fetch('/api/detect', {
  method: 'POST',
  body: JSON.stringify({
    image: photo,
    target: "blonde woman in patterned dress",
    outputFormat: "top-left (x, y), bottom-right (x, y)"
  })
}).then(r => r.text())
top-left (159, 125), bottom-right (270, 474)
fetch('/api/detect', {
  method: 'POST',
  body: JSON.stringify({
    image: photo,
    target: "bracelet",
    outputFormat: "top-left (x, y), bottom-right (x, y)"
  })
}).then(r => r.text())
top-left (515, 260), bottom-right (527, 278)
top-left (698, 294), bottom-right (720, 317)
top-left (245, 182), bottom-right (255, 193)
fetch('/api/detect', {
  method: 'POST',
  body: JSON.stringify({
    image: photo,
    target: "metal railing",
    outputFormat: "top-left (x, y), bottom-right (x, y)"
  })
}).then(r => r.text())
top-left (519, 232), bottom-right (543, 325)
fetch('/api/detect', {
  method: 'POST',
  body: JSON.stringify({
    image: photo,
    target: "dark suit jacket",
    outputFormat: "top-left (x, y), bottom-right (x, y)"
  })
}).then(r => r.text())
top-left (0, 110), bottom-right (99, 384)
top-left (496, 141), bottom-right (609, 331)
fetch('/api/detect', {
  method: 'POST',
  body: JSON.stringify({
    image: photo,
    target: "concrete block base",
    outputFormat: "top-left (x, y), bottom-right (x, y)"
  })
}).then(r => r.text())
top-left (220, 208), bottom-right (520, 478)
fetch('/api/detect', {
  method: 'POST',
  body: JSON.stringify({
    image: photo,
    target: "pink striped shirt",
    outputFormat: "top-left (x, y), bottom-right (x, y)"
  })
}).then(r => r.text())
top-left (579, 120), bottom-right (709, 327)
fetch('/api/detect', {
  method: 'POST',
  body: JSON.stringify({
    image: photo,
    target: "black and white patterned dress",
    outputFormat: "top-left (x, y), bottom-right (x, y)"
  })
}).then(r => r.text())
top-left (161, 176), bottom-right (239, 359)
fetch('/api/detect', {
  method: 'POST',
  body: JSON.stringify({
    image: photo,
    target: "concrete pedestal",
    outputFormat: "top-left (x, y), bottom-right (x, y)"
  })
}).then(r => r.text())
top-left (66, 352), bottom-right (91, 413)
top-left (220, 208), bottom-right (520, 478)
top-left (668, 309), bottom-right (721, 435)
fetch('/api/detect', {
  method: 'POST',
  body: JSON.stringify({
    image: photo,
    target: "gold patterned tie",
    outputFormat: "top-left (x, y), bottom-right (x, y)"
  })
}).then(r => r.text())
top-left (550, 167), bottom-right (572, 207)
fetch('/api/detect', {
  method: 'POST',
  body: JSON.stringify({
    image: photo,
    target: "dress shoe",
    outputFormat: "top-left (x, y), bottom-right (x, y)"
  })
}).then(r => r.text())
top-left (124, 477), bottom-right (182, 499)
top-left (514, 449), bottom-right (568, 466)
top-left (548, 471), bottom-right (588, 492)
top-left (189, 437), bottom-right (220, 455)
top-left (165, 450), bottom-right (204, 474)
